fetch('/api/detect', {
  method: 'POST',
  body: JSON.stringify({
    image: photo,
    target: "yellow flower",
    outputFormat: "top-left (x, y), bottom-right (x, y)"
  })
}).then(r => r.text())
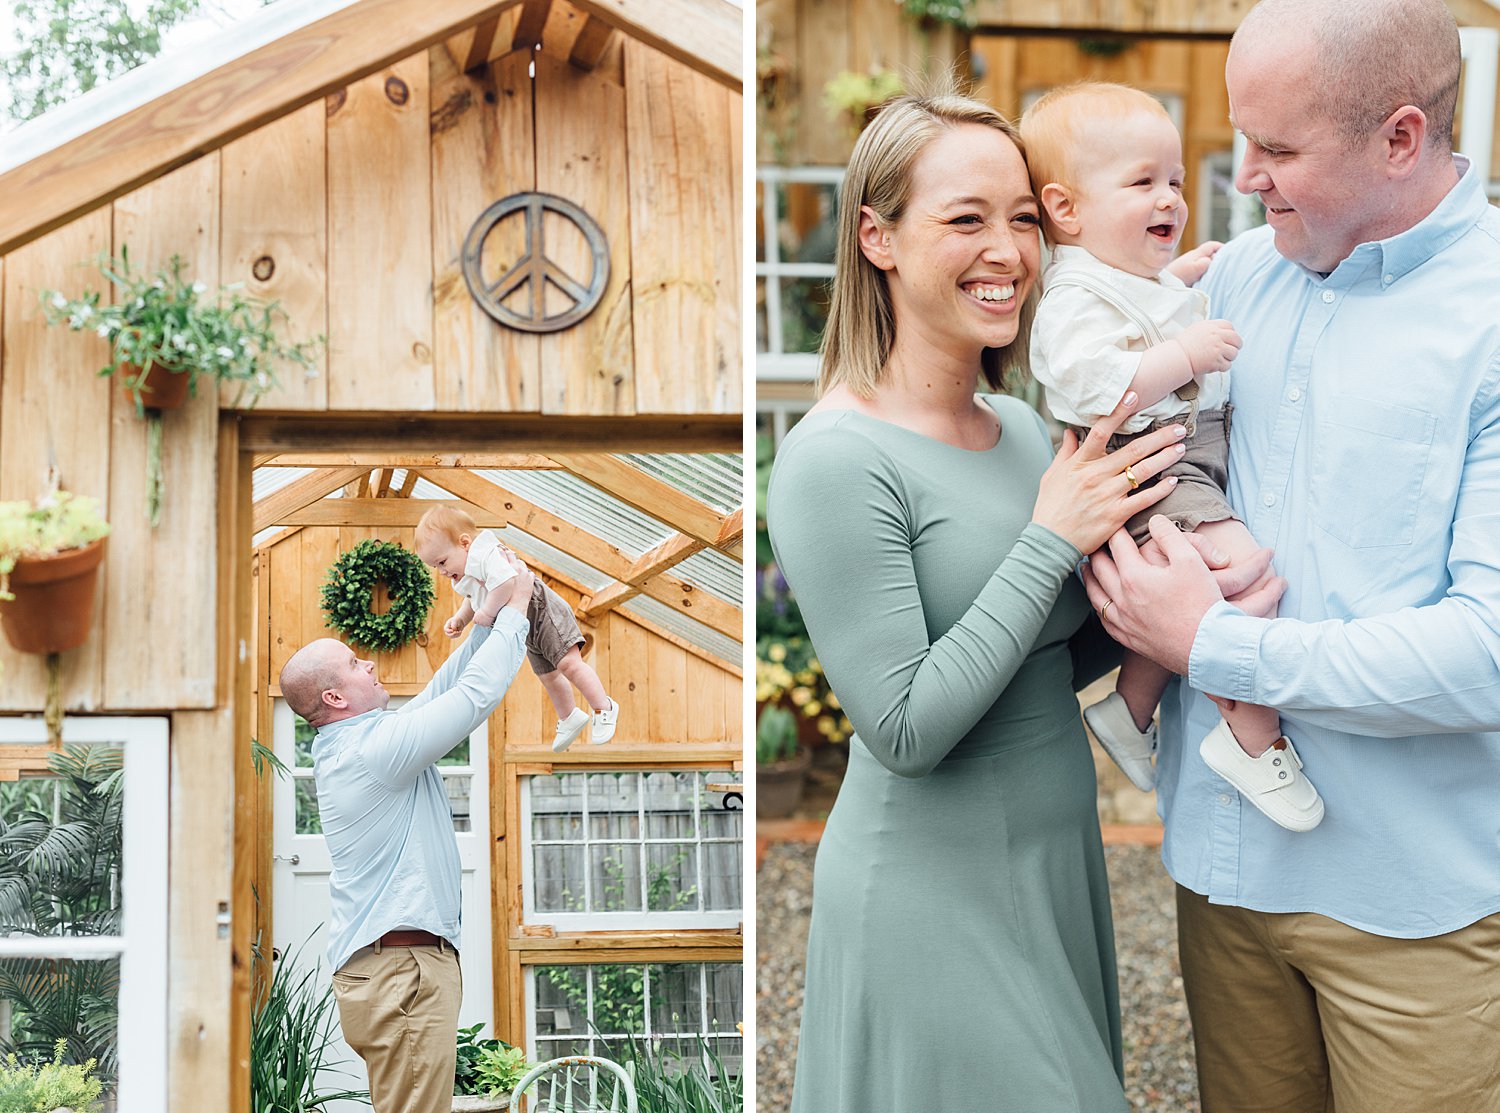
top-left (769, 643), bottom-right (786, 662)
top-left (804, 700), bottom-right (822, 717)
top-left (789, 686), bottom-right (811, 706)
top-left (826, 691), bottom-right (840, 710)
top-left (817, 717), bottom-right (834, 735)
top-left (796, 670), bottom-right (815, 686)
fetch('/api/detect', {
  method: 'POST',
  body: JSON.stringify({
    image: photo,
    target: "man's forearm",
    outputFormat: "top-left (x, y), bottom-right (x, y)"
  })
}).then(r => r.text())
top-left (1190, 599), bottom-right (1500, 736)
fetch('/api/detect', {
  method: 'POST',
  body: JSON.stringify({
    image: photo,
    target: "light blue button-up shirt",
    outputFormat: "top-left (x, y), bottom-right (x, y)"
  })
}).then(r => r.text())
top-left (1160, 156), bottom-right (1500, 938)
top-left (313, 611), bottom-right (528, 971)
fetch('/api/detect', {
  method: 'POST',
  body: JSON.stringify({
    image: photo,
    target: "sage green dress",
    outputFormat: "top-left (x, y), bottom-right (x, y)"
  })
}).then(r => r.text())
top-left (768, 393), bottom-right (1126, 1113)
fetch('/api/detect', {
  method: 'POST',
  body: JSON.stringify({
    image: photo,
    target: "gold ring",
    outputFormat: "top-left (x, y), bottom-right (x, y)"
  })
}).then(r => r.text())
top-left (1100, 599), bottom-right (1114, 621)
top-left (1124, 465), bottom-right (1140, 490)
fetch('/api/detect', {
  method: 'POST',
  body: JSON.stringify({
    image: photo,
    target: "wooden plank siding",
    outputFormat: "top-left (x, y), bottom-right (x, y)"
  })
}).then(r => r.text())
top-left (535, 51), bottom-right (636, 415)
top-left (327, 54), bottom-right (437, 411)
top-left (107, 157), bottom-right (222, 708)
top-left (220, 103), bottom-right (330, 412)
top-left (0, 210), bottom-right (114, 711)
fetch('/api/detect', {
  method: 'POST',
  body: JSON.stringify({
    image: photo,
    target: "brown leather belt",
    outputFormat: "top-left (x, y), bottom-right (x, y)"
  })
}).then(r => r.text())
top-left (377, 929), bottom-right (449, 949)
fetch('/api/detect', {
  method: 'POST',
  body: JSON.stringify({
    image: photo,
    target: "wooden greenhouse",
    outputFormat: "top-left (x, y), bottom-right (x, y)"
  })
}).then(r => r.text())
top-left (0, 0), bottom-right (744, 1108)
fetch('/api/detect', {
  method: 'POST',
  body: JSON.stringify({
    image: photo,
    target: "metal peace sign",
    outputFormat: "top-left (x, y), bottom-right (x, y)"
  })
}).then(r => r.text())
top-left (461, 192), bottom-right (610, 333)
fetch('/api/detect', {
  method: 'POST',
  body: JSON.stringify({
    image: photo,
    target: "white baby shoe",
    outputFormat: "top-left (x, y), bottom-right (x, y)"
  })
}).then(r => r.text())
top-left (552, 708), bottom-right (590, 753)
top-left (1199, 719), bottom-right (1324, 832)
top-left (1082, 692), bottom-right (1158, 792)
top-left (590, 699), bottom-right (619, 745)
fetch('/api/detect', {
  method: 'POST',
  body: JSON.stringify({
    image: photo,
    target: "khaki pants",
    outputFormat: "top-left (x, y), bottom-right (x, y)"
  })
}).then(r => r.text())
top-left (332, 942), bottom-right (462, 1113)
top-left (1176, 886), bottom-right (1500, 1113)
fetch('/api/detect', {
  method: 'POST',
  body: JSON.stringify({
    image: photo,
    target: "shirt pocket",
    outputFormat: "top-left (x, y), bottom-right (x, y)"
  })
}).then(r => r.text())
top-left (1310, 396), bottom-right (1435, 548)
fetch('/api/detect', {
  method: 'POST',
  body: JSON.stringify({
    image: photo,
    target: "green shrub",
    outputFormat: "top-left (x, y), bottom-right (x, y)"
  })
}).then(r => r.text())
top-left (0, 1038), bottom-right (104, 1113)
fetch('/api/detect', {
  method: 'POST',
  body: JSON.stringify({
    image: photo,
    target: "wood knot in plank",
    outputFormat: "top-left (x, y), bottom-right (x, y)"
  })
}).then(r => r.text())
top-left (385, 76), bottom-right (410, 106)
top-left (252, 256), bottom-right (275, 282)
top-left (326, 89), bottom-right (347, 116)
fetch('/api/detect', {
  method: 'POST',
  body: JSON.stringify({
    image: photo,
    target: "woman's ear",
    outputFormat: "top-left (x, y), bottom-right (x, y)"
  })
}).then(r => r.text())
top-left (1040, 183), bottom-right (1081, 237)
top-left (857, 206), bottom-right (895, 271)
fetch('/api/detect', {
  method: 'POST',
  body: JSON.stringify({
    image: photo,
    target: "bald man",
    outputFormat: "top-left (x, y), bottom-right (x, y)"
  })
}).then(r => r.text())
top-left (280, 553), bottom-right (533, 1113)
top-left (1081, 2), bottom-right (1500, 1109)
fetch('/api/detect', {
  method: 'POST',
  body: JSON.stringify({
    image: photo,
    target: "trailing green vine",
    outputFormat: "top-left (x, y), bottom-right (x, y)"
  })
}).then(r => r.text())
top-left (900, 0), bottom-right (975, 30)
top-left (319, 539), bottom-right (434, 653)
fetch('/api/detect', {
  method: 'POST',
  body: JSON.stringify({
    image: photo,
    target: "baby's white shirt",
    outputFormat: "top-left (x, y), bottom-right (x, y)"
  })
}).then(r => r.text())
top-left (1029, 245), bottom-right (1229, 434)
top-left (454, 529), bottom-right (516, 612)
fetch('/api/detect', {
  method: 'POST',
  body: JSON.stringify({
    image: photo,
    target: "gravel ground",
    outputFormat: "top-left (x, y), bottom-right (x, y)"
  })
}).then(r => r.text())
top-left (755, 841), bottom-right (1199, 1113)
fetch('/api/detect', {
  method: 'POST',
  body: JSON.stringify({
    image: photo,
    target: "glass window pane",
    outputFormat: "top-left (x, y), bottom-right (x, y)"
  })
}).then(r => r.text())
top-left (531, 772), bottom-right (585, 842)
top-left (755, 179), bottom-right (766, 263)
top-left (294, 714), bottom-right (316, 767)
top-left (777, 181), bottom-right (838, 264)
top-left (705, 963), bottom-right (742, 1034)
top-left (0, 955), bottom-right (119, 1101)
top-left (701, 841), bottom-right (741, 912)
top-left (779, 277), bottom-right (832, 354)
top-left (435, 735), bottom-right (471, 766)
top-left (648, 964), bottom-right (702, 1033)
top-left (536, 1037), bottom-right (591, 1061)
top-left (643, 772), bottom-right (696, 838)
top-left (532, 844), bottom-right (586, 913)
top-left (589, 843), bottom-right (643, 912)
top-left (443, 773), bottom-right (472, 833)
top-left (586, 965), bottom-right (646, 1035)
top-left (535, 968), bottom-right (589, 1035)
top-left (645, 843), bottom-right (698, 912)
top-left (0, 745), bottom-right (123, 937)
top-left (756, 277), bottom-right (769, 353)
top-left (294, 778), bottom-right (322, 835)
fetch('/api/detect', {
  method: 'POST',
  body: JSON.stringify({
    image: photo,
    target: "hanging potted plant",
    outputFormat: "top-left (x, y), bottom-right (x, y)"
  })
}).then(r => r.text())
top-left (41, 247), bottom-right (323, 527)
top-left (822, 69), bottom-right (905, 136)
top-left (0, 491), bottom-right (110, 747)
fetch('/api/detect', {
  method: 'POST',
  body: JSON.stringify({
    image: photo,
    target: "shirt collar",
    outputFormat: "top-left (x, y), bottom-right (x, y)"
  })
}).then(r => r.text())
top-left (1321, 154), bottom-right (1484, 288)
top-left (1045, 244), bottom-right (1190, 290)
top-left (461, 529), bottom-right (499, 580)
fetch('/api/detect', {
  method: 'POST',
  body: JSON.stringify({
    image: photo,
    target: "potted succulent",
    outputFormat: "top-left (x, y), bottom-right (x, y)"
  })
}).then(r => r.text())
top-left (42, 247), bottom-right (323, 526)
top-left (757, 703), bottom-right (811, 819)
top-left (0, 491), bottom-right (110, 748)
top-left (453, 1023), bottom-right (532, 1111)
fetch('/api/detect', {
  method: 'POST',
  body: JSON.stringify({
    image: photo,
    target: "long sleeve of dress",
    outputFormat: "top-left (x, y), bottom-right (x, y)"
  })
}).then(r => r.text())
top-left (768, 418), bottom-right (1083, 779)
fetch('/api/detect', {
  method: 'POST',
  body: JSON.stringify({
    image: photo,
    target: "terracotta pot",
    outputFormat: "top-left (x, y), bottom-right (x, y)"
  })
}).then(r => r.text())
top-left (757, 746), bottom-right (812, 819)
top-left (123, 361), bottom-right (191, 410)
top-left (1, 538), bottom-right (107, 654)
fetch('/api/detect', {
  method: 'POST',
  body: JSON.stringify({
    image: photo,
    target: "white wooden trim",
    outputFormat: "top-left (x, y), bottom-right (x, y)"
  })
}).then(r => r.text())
top-left (0, 716), bottom-right (169, 1113)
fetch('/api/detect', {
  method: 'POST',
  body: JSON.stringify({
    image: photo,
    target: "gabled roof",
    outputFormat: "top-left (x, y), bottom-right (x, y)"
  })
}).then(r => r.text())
top-left (252, 451), bottom-right (744, 667)
top-left (0, 0), bottom-right (742, 255)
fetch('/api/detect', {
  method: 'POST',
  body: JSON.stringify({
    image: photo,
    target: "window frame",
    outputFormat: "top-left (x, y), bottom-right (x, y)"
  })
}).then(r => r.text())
top-left (0, 716), bottom-right (168, 1112)
top-left (756, 164), bottom-right (843, 382)
top-left (522, 960), bottom-right (744, 1072)
top-left (518, 768), bottom-right (743, 933)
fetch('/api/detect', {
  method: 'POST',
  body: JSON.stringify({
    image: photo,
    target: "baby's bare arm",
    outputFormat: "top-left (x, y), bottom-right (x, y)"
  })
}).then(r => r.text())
top-left (473, 583), bottom-right (511, 627)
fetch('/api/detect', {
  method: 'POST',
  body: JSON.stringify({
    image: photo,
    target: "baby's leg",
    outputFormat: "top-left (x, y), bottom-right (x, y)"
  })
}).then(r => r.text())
top-left (536, 667), bottom-right (577, 719)
top-left (555, 645), bottom-right (611, 712)
top-left (1195, 518), bottom-right (1281, 756)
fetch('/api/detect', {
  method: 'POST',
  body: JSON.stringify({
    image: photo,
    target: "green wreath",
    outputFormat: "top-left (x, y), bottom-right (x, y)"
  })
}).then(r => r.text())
top-left (320, 538), bottom-right (436, 653)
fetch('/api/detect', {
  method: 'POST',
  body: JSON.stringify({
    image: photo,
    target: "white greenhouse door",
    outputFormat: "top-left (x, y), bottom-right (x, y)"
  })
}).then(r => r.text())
top-left (0, 716), bottom-right (168, 1113)
top-left (271, 698), bottom-right (493, 1112)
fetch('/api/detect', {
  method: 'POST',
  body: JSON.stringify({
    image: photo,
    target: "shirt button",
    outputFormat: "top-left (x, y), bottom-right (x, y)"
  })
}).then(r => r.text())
top-left (1321, 289), bottom-right (1336, 304)
top-left (1218, 794), bottom-right (1232, 805)
top-left (1383, 274), bottom-right (1395, 284)
top-left (1288, 387), bottom-right (1301, 402)
top-left (1262, 492), bottom-right (1276, 507)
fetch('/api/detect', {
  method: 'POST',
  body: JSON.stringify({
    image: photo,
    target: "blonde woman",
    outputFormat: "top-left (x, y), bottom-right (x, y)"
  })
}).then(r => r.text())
top-left (766, 89), bottom-right (1274, 1110)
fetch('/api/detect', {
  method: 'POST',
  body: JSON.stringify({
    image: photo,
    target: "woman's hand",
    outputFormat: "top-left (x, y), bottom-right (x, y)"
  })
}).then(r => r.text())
top-left (1031, 391), bottom-right (1188, 555)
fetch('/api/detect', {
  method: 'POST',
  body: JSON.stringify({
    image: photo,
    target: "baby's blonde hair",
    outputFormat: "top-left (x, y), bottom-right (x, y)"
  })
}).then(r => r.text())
top-left (1019, 82), bottom-right (1174, 237)
top-left (415, 505), bottom-right (477, 548)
